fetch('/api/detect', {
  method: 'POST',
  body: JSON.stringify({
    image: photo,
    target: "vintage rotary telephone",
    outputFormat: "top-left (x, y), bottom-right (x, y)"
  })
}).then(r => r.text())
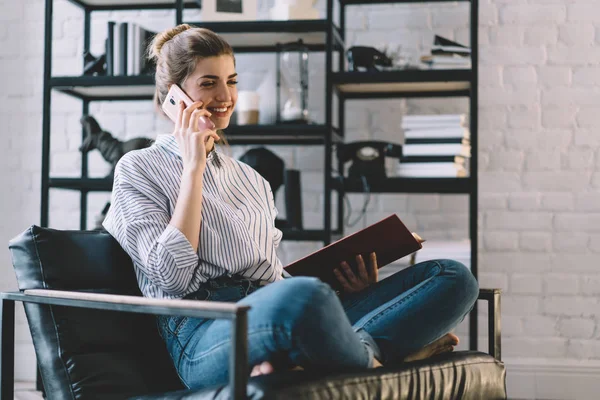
top-left (347, 46), bottom-right (393, 72)
top-left (337, 141), bottom-right (403, 183)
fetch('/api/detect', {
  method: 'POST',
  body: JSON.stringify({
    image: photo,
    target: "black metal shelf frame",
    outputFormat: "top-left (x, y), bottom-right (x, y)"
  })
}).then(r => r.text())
top-left (40, 0), bottom-right (479, 368)
top-left (336, 0), bottom-right (479, 353)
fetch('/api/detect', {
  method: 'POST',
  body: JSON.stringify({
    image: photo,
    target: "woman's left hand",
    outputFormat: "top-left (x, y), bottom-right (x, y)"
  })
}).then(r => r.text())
top-left (333, 252), bottom-right (379, 294)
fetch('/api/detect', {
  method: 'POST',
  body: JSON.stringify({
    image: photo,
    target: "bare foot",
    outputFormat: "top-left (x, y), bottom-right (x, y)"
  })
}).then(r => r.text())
top-left (372, 357), bottom-right (383, 368)
top-left (250, 361), bottom-right (305, 377)
top-left (403, 333), bottom-right (459, 363)
top-left (250, 361), bottom-right (274, 377)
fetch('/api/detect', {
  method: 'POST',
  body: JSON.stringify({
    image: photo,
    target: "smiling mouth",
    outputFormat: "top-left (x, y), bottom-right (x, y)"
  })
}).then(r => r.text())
top-left (207, 106), bottom-right (231, 114)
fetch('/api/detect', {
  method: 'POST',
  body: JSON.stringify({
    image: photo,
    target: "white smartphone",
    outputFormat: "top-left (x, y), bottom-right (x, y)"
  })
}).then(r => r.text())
top-left (161, 84), bottom-right (194, 123)
top-left (161, 84), bottom-right (216, 132)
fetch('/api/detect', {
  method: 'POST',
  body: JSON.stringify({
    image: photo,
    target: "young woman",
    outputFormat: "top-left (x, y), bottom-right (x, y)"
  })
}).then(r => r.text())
top-left (102, 24), bottom-right (479, 391)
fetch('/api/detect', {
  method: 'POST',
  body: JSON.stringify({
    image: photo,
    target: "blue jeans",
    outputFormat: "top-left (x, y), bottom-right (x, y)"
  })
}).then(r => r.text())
top-left (157, 259), bottom-right (478, 390)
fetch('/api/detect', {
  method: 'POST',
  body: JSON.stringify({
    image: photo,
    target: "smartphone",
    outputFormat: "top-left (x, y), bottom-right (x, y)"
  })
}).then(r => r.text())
top-left (161, 84), bottom-right (194, 123)
top-left (161, 84), bottom-right (216, 132)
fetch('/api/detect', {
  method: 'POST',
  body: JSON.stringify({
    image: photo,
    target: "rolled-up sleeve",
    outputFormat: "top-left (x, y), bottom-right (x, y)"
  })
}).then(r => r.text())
top-left (102, 159), bottom-right (199, 296)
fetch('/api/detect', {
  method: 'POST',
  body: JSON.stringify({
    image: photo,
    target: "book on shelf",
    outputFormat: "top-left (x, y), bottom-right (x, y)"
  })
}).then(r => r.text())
top-left (421, 35), bottom-right (471, 69)
top-left (402, 143), bottom-right (471, 158)
top-left (404, 127), bottom-right (470, 140)
top-left (431, 35), bottom-right (471, 56)
top-left (399, 113), bottom-right (471, 177)
top-left (403, 114), bottom-right (467, 124)
top-left (400, 155), bottom-right (469, 164)
top-left (402, 114), bottom-right (468, 131)
top-left (397, 162), bottom-right (468, 178)
top-left (405, 136), bottom-right (467, 145)
top-left (420, 54), bottom-right (471, 69)
top-left (106, 21), bottom-right (157, 76)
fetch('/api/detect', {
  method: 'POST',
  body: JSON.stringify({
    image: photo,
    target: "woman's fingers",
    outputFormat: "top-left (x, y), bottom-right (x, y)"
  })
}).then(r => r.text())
top-left (181, 100), bottom-right (204, 130)
top-left (340, 261), bottom-right (360, 286)
top-left (333, 268), bottom-right (354, 293)
top-left (189, 108), bottom-right (212, 133)
top-left (175, 100), bottom-right (185, 131)
top-left (369, 252), bottom-right (379, 283)
top-left (356, 254), bottom-right (369, 284)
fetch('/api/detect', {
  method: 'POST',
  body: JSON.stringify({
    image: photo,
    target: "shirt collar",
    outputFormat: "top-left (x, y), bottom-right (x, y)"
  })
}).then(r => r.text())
top-left (155, 134), bottom-right (181, 157)
top-left (155, 134), bottom-right (218, 161)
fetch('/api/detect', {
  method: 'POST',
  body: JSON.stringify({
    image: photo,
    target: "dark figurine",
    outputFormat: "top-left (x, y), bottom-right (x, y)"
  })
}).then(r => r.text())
top-left (79, 115), bottom-right (155, 179)
top-left (83, 51), bottom-right (107, 76)
top-left (80, 115), bottom-right (154, 230)
top-left (347, 46), bottom-right (393, 72)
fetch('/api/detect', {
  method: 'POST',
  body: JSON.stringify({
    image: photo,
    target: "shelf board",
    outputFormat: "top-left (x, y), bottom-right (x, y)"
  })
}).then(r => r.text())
top-left (342, 0), bottom-right (469, 4)
top-left (333, 69), bottom-right (472, 99)
top-left (224, 124), bottom-right (341, 145)
top-left (334, 177), bottom-right (472, 194)
top-left (49, 178), bottom-right (113, 191)
top-left (183, 19), bottom-right (344, 53)
top-left (67, 0), bottom-right (199, 10)
top-left (51, 75), bottom-right (155, 101)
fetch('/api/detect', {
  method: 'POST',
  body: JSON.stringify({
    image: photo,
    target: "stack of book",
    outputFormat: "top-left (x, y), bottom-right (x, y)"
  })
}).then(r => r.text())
top-left (398, 114), bottom-right (470, 178)
top-left (420, 35), bottom-right (471, 69)
top-left (106, 21), bottom-right (157, 76)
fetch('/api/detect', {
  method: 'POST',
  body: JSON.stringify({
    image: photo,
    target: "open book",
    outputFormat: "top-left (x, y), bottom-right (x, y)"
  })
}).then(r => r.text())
top-left (284, 215), bottom-right (423, 290)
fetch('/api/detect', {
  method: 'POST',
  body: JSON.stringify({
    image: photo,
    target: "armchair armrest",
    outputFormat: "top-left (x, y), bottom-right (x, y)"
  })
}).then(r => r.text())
top-left (477, 288), bottom-right (501, 361)
top-left (0, 290), bottom-right (250, 400)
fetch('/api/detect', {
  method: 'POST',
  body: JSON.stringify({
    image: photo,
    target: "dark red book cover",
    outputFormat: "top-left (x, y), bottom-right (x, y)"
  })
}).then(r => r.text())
top-left (284, 214), bottom-right (423, 289)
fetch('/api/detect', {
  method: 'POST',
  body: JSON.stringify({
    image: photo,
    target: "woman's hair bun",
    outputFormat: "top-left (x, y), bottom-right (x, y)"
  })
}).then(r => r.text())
top-left (149, 24), bottom-right (192, 61)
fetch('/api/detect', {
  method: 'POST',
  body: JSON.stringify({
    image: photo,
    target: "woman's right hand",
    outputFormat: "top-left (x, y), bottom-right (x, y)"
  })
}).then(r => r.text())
top-left (173, 100), bottom-right (220, 172)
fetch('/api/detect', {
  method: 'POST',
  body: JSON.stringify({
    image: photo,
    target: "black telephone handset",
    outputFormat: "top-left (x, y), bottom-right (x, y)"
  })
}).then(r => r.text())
top-left (337, 141), bottom-right (403, 182)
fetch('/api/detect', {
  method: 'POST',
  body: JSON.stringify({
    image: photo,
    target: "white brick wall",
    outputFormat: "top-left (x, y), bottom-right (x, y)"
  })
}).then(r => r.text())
top-left (2, 0), bottom-right (600, 396)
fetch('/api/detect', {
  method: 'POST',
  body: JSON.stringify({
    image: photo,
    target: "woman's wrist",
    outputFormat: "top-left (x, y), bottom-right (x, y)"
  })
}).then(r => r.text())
top-left (182, 164), bottom-right (205, 179)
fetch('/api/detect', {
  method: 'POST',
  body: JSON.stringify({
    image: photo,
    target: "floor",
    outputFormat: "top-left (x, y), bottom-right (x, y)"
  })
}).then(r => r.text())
top-left (14, 382), bottom-right (43, 400)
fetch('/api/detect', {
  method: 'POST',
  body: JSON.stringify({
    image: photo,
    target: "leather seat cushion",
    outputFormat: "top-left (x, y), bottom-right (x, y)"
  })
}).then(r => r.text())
top-left (134, 351), bottom-right (506, 400)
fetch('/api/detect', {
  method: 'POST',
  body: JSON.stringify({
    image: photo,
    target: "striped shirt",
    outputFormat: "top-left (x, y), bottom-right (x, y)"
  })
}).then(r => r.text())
top-left (102, 134), bottom-right (285, 299)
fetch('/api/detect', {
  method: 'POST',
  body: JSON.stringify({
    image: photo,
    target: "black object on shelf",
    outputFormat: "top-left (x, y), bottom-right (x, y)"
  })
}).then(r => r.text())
top-left (347, 46), bottom-right (393, 72)
top-left (284, 170), bottom-right (303, 230)
top-left (79, 115), bottom-right (154, 179)
top-left (337, 141), bottom-right (403, 183)
top-left (82, 51), bottom-right (107, 76)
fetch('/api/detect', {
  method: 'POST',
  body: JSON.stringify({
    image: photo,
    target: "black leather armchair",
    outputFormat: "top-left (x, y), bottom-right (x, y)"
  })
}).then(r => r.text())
top-left (2, 226), bottom-right (506, 399)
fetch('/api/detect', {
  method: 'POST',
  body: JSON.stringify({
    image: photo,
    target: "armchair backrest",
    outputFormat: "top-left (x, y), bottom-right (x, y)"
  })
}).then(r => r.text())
top-left (8, 226), bottom-right (183, 399)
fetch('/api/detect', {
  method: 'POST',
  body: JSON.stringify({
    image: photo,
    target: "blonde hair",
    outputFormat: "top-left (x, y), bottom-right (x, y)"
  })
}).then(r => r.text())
top-left (148, 24), bottom-right (234, 146)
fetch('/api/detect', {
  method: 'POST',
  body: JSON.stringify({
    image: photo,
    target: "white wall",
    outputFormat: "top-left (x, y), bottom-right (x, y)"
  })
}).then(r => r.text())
top-left (1, 0), bottom-right (599, 398)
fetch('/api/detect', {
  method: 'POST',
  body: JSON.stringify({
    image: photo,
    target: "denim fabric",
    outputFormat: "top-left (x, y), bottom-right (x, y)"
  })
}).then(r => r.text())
top-left (157, 259), bottom-right (478, 391)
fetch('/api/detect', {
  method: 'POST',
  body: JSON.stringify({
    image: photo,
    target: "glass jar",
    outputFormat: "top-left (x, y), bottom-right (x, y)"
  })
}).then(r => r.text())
top-left (276, 40), bottom-right (310, 124)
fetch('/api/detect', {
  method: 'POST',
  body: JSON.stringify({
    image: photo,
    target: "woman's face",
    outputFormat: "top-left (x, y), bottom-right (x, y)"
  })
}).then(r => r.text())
top-left (182, 55), bottom-right (238, 130)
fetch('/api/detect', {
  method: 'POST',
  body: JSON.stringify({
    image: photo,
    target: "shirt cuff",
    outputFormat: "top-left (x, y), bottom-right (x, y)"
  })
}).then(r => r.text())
top-left (156, 224), bottom-right (199, 269)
